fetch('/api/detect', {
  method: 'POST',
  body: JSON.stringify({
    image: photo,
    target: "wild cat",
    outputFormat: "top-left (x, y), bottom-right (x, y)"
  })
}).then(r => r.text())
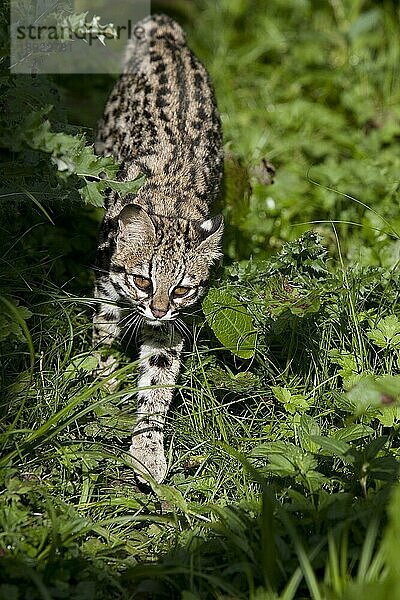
top-left (93, 14), bottom-right (224, 483)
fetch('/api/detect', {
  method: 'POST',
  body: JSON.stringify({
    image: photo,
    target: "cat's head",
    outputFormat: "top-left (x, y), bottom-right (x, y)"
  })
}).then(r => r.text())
top-left (110, 204), bottom-right (223, 325)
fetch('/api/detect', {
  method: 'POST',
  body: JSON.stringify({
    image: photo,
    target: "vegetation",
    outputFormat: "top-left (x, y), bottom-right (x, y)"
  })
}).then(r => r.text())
top-left (1, 0), bottom-right (400, 598)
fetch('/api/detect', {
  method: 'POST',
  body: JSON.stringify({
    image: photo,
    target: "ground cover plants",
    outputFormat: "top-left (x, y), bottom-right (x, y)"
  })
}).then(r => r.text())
top-left (1, 0), bottom-right (400, 598)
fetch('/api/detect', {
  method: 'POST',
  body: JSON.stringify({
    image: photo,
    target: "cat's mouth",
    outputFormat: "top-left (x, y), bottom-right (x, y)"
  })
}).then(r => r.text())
top-left (137, 313), bottom-right (177, 328)
top-left (146, 317), bottom-right (169, 327)
top-left (135, 310), bottom-right (192, 343)
top-left (137, 306), bottom-right (179, 325)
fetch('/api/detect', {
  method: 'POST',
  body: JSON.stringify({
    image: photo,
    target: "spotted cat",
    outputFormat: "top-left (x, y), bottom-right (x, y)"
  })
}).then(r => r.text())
top-left (93, 14), bottom-right (223, 483)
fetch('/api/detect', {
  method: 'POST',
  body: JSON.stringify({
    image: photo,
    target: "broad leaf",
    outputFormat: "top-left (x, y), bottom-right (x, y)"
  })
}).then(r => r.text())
top-left (202, 289), bottom-right (256, 359)
top-left (367, 314), bottom-right (400, 348)
top-left (310, 435), bottom-right (351, 459)
top-left (332, 424), bottom-right (373, 442)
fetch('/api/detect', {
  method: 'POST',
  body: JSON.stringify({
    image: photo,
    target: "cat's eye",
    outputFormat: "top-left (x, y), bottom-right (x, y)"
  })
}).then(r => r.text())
top-left (132, 276), bottom-right (152, 291)
top-left (173, 286), bottom-right (191, 298)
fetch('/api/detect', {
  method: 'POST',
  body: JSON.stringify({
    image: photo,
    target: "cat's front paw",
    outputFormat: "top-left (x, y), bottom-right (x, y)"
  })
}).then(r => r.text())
top-left (129, 431), bottom-right (167, 484)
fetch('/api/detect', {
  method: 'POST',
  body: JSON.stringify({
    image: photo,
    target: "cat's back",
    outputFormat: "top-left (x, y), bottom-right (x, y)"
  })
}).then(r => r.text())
top-left (96, 14), bottom-right (223, 220)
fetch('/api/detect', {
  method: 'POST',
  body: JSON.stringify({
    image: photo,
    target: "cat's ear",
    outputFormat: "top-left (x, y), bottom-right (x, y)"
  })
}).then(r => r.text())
top-left (197, 214), bottom-right (224, 261)
top-left (118, 204), bottom-right (156, 240)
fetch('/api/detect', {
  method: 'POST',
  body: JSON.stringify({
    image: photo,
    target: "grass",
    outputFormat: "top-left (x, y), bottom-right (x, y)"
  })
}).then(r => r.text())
top-left (1, 0), bottom-right (400, 598)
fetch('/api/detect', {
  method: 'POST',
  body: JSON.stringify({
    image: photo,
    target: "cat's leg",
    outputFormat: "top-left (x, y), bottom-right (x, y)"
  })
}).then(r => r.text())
top-left (92, 277), bottom-right (121, 389)
top-left (130, 327), bottom-right (183, 483)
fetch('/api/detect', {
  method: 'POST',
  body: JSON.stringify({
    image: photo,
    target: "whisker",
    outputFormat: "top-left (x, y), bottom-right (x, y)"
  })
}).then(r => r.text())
top-left (118, 306), bottom-right (144, 328)
top-left (131, 315), bottom-right (143, 345)
top-left (124, 323), bottom-right (136, 349)
top-left (121, 314), bottom-right (144, 348)
top-left (177, 317), bottom-right (192, 338)
top-left (127, 313), bottom-right (142, 334)
top-left (119, 312), bottom-right (138, 328)
top-left (174, 321), bottom-right (187, 344)
top-left (174, 318), bottom-right (193, 346)
top-left (120, 313), bottom-right (140, 343)
top-left (131, 315), bottom-right (144, 347)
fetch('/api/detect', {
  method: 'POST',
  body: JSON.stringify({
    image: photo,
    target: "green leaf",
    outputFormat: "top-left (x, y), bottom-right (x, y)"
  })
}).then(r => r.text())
top-left (267, 453), bottom-right (299, 477)
top-left (202, 288), bottom-right (256, 358)
top-left (264, 231), bottom-right (328, 280)
top-left (79, 175), bottom-right (146, 207)
top-left (272, 385), bottom-right (310, 414)
top-left (251, 442), bottom-right (299, 476)
top-left (20, 108), bottom-right (145, 208)
top-left (250, 441), bottom-right (317, 477)
top-left (107, 176), bottom-right (147, 196)
top-left (302, 470), bottom-right (329, 493)
top-left (377, 405), bottom-right (400, 427)
top-left (79, 181), bottom-right (105, 208)
top-left (332, 424), bottom-right (374, 442)
top-left (287, 489), bottom-right (314, 512)
top-left (367, 315), bottom-right (400, 348)
top-left (151, 482), bottom-right (189, 514)
top-left (345, 375), bottom-right (400, 417)
top-left (73, 146), bottom-right (119, 179)
top-left (310, 435), bottom-right (351, 459)
top-left (0, 299), bottom-right (32, 343)
top-left (364, 436), bottom-right (389, 461)
top-left (368, 456), bottom-right (399, 482)
top-left (329, 349), bottom-right (360, 389)
top-left (26, 114), bottom-right (104, 176)
top-left (272, 386), bottom-right (291, 404)
top-left (64, 354), bottom-right (99, 380)
top-left (299, 414), bottom-right (321, 453)
top-left (367, 329), bottom-right (387, 348)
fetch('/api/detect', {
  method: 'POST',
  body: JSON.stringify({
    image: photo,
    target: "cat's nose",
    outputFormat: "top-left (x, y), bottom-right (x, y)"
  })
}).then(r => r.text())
top-left (151, 307), bottom-right (167, 319)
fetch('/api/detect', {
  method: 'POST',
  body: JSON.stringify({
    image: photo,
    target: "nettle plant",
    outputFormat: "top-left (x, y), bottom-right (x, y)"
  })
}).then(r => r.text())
top-left (203, 231), bottom-right (400, 380)
top-left (17, 107), bottom-right (145, 209)
top-left (198, 231), bottom-right (400, 496)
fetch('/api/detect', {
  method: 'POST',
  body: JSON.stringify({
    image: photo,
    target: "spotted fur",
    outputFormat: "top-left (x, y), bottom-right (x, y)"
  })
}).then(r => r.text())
top-left (93, 14), bottom-right (224, 483)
